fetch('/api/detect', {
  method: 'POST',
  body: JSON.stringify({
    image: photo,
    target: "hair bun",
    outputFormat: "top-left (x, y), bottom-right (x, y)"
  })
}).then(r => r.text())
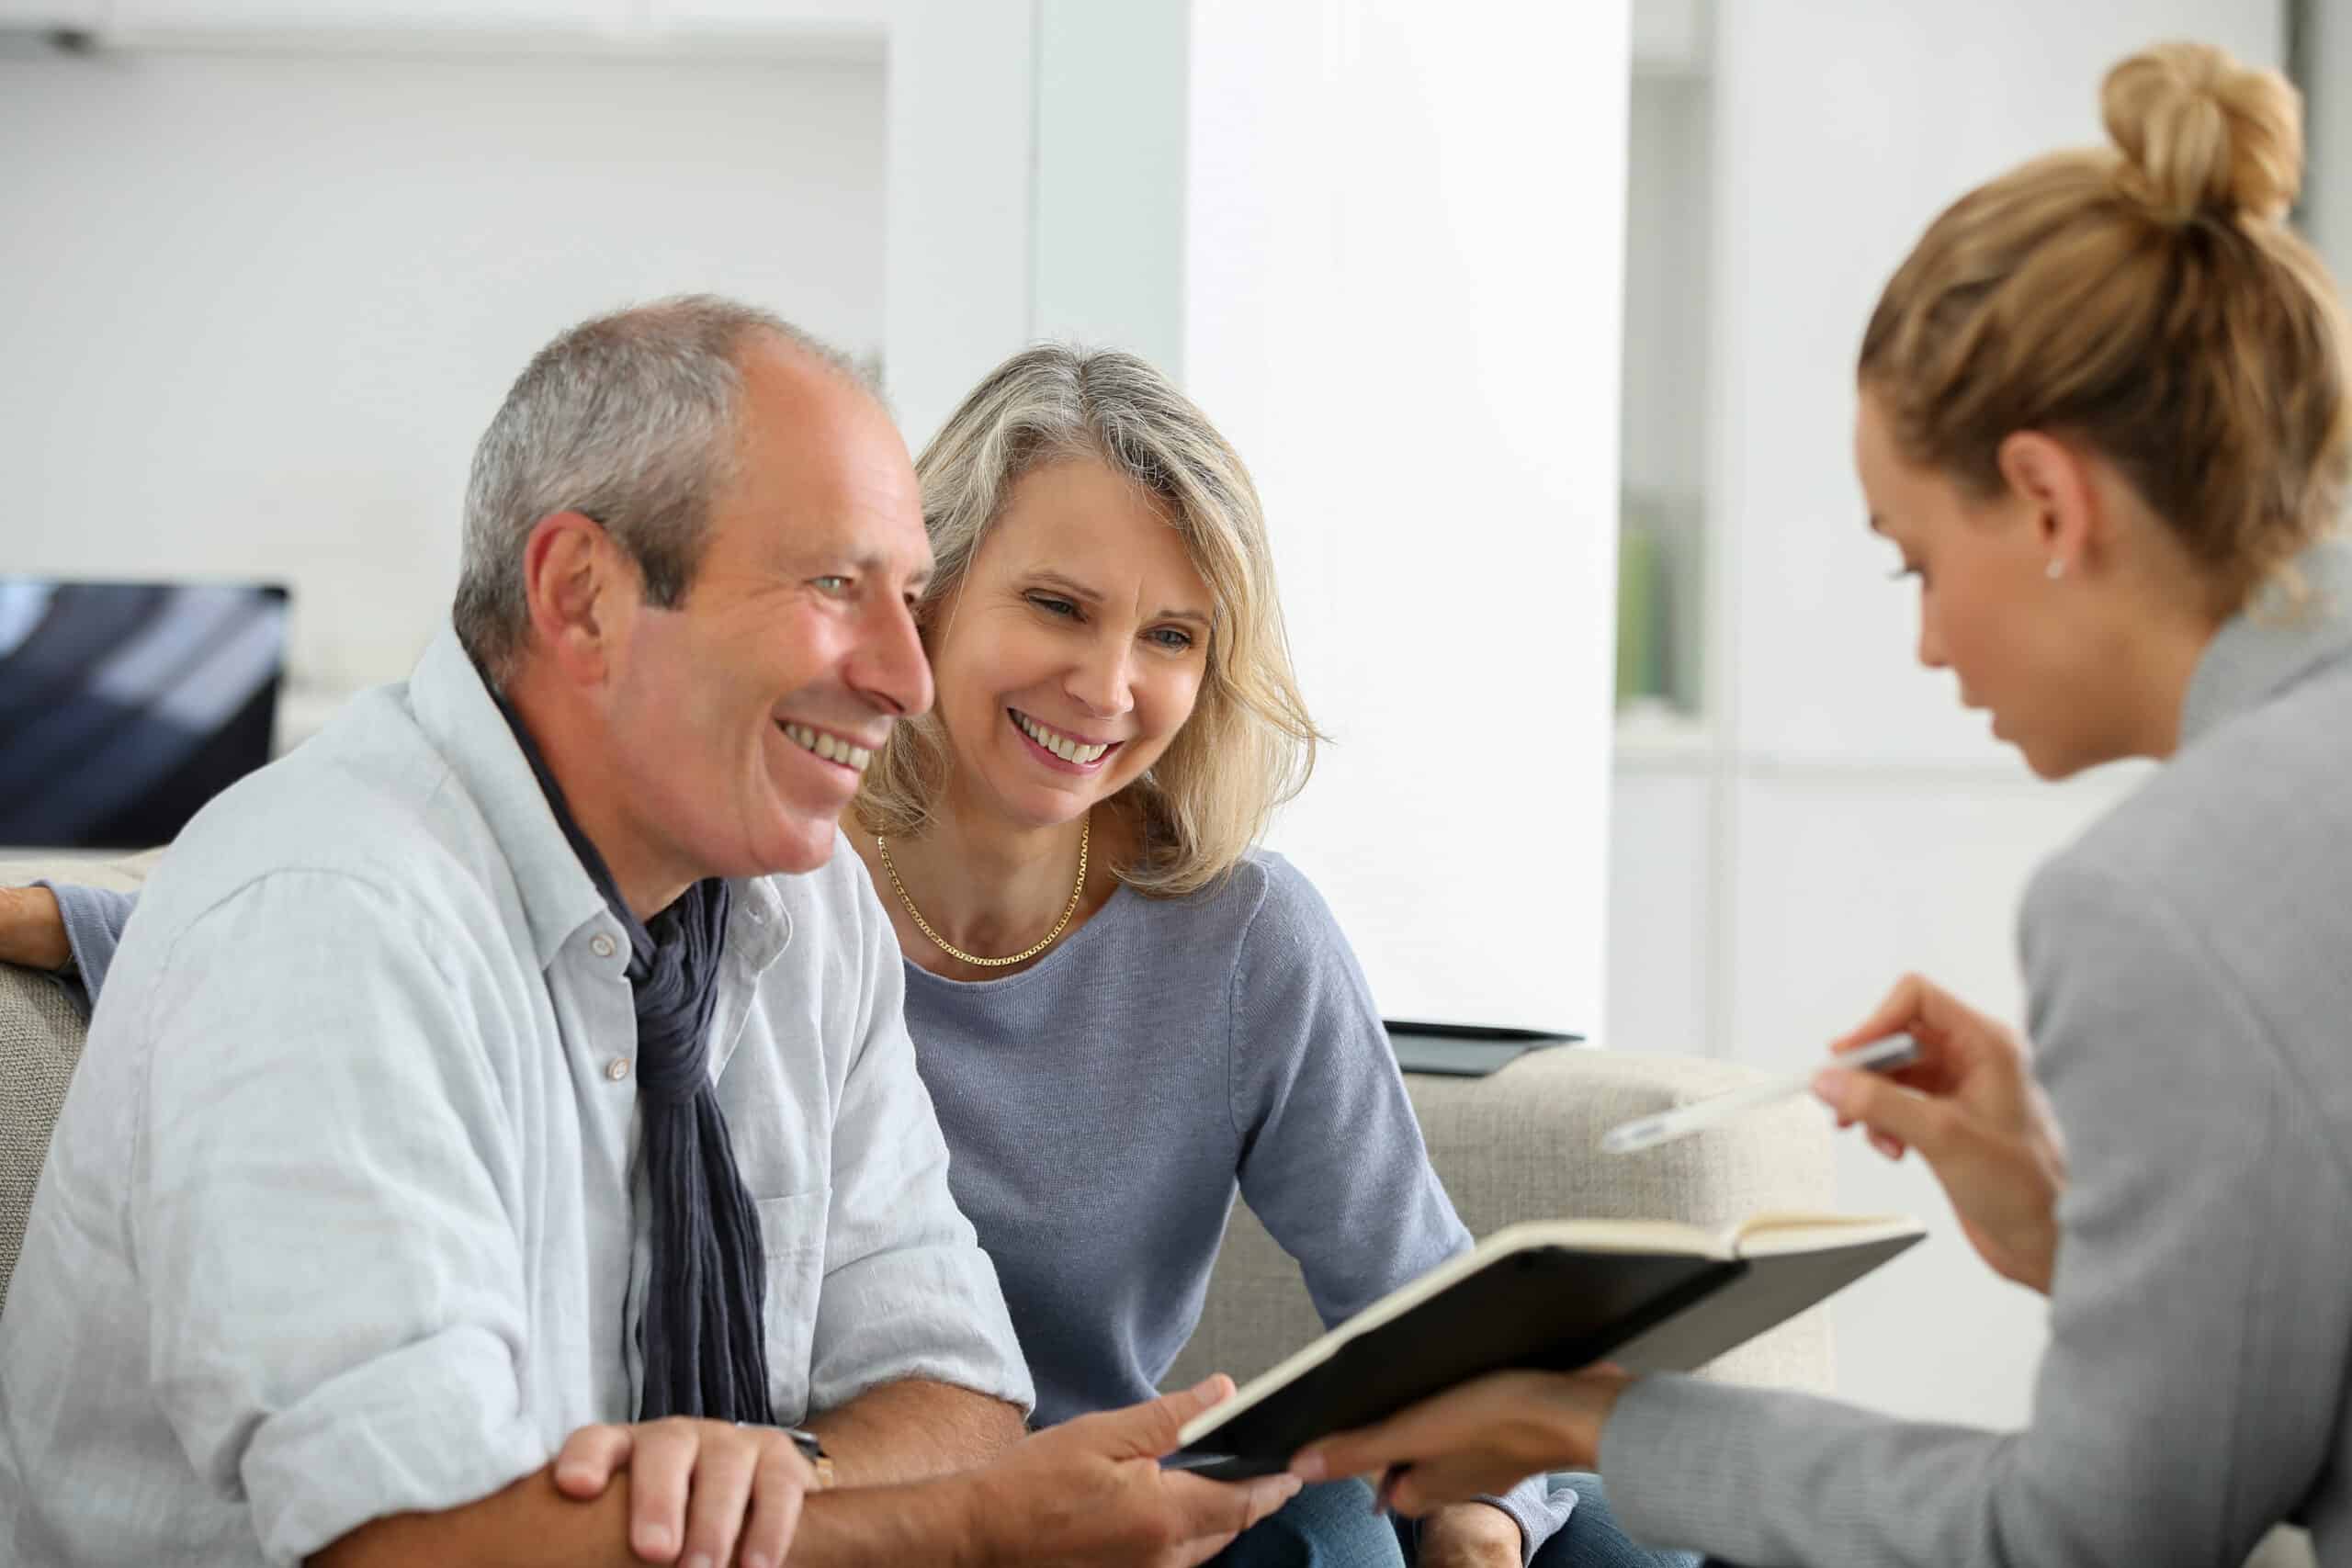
top-left (2102, 41), bottom-right (2302, 224)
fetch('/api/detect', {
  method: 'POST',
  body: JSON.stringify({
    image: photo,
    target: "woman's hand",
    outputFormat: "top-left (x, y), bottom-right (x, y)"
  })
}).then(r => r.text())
top-left (1288, 1367), bottom-right (1631, 1516)
top-left (1415, 1501), bottom-right (1525, 1567)
top-left (1815, 973), bottom-right (2067, 1293)
top-left (0, 886), bottom-right (72, 973)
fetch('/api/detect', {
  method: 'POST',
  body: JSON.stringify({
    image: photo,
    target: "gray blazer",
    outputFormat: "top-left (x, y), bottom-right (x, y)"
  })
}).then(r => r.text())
top-left (1599, 537), bottom-right (2352, 1568)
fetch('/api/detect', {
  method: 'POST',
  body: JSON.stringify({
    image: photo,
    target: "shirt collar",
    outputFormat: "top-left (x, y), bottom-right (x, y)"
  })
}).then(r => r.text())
top-left (2180, 535), bottom-right (2352, 750)
top-left (407, 624), bottom-right (613, 972)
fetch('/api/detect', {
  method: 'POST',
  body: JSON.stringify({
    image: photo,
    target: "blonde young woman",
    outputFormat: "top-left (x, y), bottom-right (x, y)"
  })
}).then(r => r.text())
top-left (1290, 41), bottom-right (2352, 1567)
top-left (2, 349), bottom-right (1682, 1568)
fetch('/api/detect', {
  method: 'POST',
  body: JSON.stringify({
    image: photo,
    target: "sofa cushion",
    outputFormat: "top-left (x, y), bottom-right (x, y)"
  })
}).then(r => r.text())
top-left (0, 852), bottom-right (163, 1311)
top-left (1, 964), bottom-right (88, 1313)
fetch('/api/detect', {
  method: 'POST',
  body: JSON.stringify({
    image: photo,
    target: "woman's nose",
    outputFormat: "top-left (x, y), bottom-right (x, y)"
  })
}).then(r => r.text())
top-left (1065, 640), bottom-right (1135, 717)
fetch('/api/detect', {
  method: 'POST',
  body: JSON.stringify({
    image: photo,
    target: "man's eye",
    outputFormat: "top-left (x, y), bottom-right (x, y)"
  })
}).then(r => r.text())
top-left (813, 576), bottom-right (852, 596)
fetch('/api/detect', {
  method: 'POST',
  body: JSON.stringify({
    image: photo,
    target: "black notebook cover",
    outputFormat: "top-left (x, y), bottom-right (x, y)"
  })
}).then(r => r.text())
top-left (1169, 1224), bottom-right (1920, 1479)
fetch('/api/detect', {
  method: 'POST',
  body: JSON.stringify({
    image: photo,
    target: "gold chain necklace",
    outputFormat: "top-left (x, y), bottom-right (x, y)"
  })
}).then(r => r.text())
top-left (876, 812), bottom-right (1090, 969)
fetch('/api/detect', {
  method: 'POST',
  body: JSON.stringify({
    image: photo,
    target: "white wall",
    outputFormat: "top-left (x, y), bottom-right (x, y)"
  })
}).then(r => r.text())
top-left (2298, 0), bottom-right (2352, 288)
top-left (1608, 0), bottom-right (2283, 1430)
top-left (1185, 0), bottom-right (1629, 1032)
top-left (1030, 0), bottom-right (1187, 378)
top-left (0, 40), bottom-right (886, 703)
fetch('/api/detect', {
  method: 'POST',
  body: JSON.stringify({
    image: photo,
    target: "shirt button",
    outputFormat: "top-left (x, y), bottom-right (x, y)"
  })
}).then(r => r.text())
top-left (591, 933), bottom-right (617, 959)
top-left (605, 1057), bottom-right (631, 1083)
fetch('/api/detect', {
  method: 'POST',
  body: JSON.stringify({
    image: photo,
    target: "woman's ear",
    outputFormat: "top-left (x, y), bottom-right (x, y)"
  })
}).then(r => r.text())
top-left (1994, 431), bottom-right (2101, 578)
top-left (519, 512), bottom-right (633, 686)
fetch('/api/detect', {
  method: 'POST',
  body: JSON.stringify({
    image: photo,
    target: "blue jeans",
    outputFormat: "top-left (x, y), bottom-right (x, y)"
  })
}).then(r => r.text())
top-left (1522, 1473), bottom-right (1701, 1568)
top-left (1210, 1478), bottom-right (1406, 1568)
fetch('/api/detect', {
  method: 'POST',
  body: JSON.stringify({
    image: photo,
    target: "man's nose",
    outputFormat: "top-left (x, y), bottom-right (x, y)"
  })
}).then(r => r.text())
top-left (853, 593), bottom-right (933, 717)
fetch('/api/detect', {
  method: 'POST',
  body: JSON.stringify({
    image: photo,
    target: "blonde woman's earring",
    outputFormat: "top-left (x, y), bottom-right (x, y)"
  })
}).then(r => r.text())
top-left (2046, 559), bottom-right (2066, 581)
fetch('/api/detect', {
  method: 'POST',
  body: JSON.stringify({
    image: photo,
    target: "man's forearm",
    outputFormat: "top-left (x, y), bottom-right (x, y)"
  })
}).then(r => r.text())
top-left (308, 1464), bottom-right (645, 1568)
top-left (309, 1460), bottom-right (1007, 1568)
top-left (805, 1378), bottom-right (1026, 1486)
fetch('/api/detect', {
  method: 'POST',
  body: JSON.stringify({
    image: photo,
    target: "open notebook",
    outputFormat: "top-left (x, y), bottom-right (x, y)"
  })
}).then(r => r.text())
top-left (1168, 1212), bottom-right (1924, 1479)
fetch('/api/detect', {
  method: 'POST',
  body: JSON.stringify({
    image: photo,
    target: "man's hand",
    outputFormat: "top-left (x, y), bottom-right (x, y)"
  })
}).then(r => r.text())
top-left (968, 1376), bottom-right (1301, 1568)
top-left (1289, 1367), bottom-right (1631, 1516)
top-left (1814, 973), bottom-right (2067, 1293)
top-left (551, 1417), bottom-right (817, 1568)
top-left (0, 885), bottom-right (72, 973)
top-left (1415, 1500), bottom-right (1525, 1566)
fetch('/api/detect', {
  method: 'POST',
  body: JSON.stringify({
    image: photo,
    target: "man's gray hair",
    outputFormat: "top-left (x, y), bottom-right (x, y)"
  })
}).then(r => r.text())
top-left (452, 294), bottom-right (860, 681)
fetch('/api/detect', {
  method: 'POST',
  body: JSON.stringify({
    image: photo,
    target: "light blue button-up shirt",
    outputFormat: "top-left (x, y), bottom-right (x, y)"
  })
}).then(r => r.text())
top-left (0, 625), bottom-right (1031, 1566)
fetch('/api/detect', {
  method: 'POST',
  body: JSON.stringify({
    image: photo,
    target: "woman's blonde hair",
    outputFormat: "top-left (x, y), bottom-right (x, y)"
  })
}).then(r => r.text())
top-left (1860, 40), bottom-right (2351, 613)
top-left (856, 345), bottom-right (1322, 897)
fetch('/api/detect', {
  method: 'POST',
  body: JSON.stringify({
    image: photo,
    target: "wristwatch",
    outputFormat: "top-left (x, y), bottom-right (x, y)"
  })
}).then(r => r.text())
top-left (786, 1426), bottom-right (835, 1489)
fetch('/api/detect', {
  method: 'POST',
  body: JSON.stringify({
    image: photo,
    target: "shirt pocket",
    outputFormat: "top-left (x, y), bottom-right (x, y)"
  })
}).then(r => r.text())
top-left (754, 1189), bottom-right (831, 1422)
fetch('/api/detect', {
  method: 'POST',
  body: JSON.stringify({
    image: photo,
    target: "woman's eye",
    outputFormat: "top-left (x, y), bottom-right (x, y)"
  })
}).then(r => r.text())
top-left (1028, 594), bottom-right (1079, 618)
top-left (1148, 626), bottom-right (1195, 651)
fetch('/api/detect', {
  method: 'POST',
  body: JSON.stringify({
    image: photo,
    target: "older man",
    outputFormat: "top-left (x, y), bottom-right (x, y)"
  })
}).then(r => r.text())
top-left (0, 298), bottom-right (1295, 1567)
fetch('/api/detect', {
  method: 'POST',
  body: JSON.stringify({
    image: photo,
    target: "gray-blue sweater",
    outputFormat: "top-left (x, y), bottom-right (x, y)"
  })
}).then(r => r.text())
top-left (40, 850), bottom-right (1575, 1557)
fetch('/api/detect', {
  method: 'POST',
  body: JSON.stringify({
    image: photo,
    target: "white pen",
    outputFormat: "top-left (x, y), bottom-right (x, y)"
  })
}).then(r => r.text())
top-left (1601, 1033), bottom-right (1923, 1155)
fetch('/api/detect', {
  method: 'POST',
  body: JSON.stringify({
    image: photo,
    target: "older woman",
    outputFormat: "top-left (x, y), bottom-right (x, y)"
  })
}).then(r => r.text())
top-left (2, 346), bottom-right (1690, 1567)
top-left (1292, 40), bottom-right (2352, 1568)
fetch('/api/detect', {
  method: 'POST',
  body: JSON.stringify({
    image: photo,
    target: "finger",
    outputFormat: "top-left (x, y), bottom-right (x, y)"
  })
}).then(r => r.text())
top-left (552, 1424), bottom-right (635, 1500)
top-left (1160, 1471), bottom-right (1303, 1552)
top-left (1814, 1067), bottom-right (1951, 1158)
top-left (1168, 1474), bottom-right (1299, 1567)
top-left (1826, 973), bottom-right (1936, 1054)
top-left (679, 1426), bottom-right (760, 1568)
top-left (1386, 1460), bottom-right (1510, 1517)
top-left (1292, 1396), bottom-right (1450, 1483)
top-left (1078, 1375), bottom-right (1238, 1461)
top-left (1870, 1130), bottom-right (1905, 1160)
top-left (736, 1440), bottom-right (813, 1568)
top-left (627, 1419), bottom-right (699, 1564)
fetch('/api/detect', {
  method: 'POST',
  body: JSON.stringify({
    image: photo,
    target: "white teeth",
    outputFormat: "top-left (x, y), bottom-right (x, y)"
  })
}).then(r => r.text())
top-left (782, 722), bottom-right (870, 773)
top-left (1015, 712), bottom-right (1110, 765)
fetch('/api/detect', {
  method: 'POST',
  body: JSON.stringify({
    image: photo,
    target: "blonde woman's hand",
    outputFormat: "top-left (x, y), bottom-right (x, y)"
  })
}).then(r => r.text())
top-left (0, 886), bottom-right (72, 974)
top-left (1814, 974), bottom-right (2067, 1293)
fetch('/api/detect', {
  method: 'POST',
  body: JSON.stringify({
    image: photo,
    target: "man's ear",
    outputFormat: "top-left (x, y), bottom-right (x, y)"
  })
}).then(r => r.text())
top-left (519, 512), bottom-right (635, 686)
top-left (1994, 431), bottom-right (2103, 578)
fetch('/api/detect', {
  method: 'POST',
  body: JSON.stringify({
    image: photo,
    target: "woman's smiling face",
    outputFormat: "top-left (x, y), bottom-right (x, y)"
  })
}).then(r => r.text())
top-left (925, 456), bottom-right (1214, 830)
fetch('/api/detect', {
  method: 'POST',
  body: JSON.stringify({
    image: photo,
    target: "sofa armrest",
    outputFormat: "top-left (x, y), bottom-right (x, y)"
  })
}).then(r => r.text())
top-left (1166, 1045), bottom-right (1838, 1396)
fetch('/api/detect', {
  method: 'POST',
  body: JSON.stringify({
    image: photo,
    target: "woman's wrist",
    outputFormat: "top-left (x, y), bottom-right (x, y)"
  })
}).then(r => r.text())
top-left (1544, 1367), bottom-right (1629, 1471)
top-left (0, 886), bottom-right (74, 974)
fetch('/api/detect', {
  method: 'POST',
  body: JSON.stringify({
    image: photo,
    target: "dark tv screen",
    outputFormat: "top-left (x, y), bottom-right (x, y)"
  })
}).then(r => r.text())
top-left (0, 580), bottom-right (289, 850)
